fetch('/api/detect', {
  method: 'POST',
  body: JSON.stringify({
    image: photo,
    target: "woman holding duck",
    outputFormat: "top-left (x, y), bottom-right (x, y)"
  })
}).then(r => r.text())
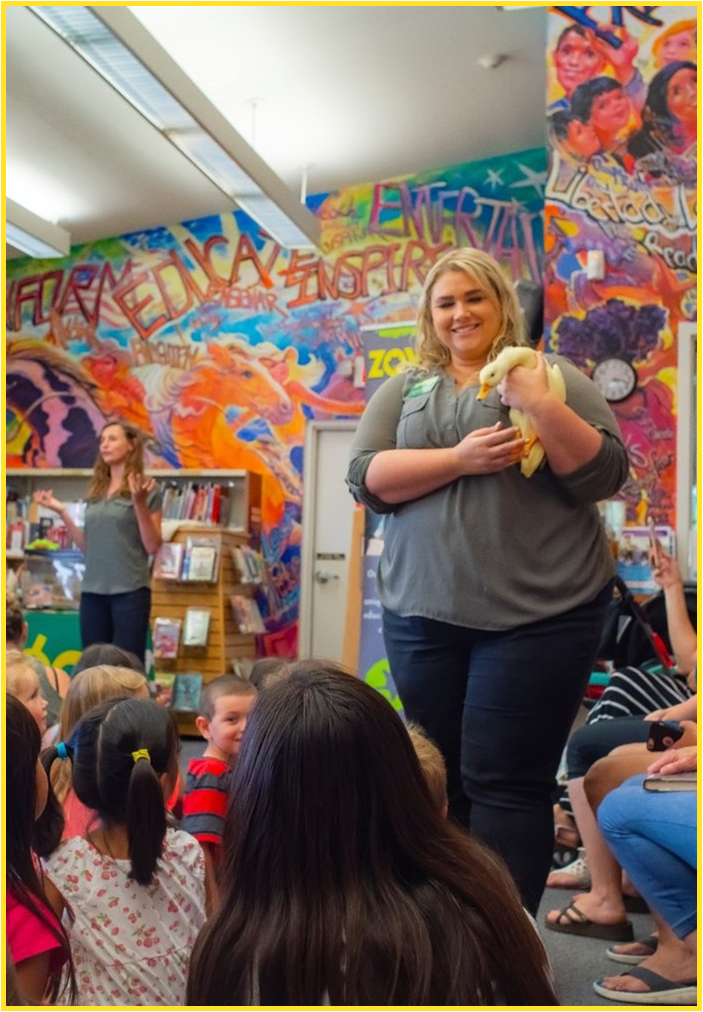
top-left (348, 248), bottom-right (627, 913)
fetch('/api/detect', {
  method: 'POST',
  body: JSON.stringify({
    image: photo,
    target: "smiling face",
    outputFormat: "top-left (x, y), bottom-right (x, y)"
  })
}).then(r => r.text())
top-left (198, 692), bottom-right (256, 763)
top-left (430, 270), bottom-right (502, 370)
top-left (590, 86), bottom-right (631, 137)
top-left (554, 30), bottom-right (605, 95)
top-left (99, 422), bottom-right (132, 467)
top-left (667, 67), bottom-right (697, 127)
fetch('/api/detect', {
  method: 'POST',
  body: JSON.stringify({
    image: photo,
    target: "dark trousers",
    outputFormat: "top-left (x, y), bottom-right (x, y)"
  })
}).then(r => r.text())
top-left (382, 581), bottom-right (612, 915)
top-left (80, 587), bottom-right (151, 666)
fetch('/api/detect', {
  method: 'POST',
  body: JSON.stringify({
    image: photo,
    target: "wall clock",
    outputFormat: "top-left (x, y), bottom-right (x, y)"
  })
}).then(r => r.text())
top-left (592, 357), bottom-right (638, 403)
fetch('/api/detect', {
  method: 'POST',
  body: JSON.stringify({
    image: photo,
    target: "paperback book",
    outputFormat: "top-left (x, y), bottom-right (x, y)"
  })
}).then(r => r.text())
top-left (172, 673), bottom-right (203, 713)
top-left (152, 616), bottom-right (182, 659)
top-left (153, 542), bottom-right (184, 580)
top-left (183, 607), bottom-right (211, 647)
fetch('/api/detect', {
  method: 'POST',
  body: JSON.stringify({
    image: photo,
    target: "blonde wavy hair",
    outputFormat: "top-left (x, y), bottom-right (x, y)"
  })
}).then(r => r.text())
top-left (87, 419), bottom-right (146, 502)
top-left (415, 248), bottom-right (526, 371)
top-left (51, 664), bottom-right (149, 802)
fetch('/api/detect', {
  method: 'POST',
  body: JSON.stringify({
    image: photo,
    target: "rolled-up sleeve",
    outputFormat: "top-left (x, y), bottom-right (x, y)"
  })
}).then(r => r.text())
top-left (550, 358), bottom-right (629, 504)
top-left (347, 373), bottom-right (406, 514)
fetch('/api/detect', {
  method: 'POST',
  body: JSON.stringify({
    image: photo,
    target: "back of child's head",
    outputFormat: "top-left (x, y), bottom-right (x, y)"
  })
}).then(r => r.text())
top-left (199, 673), bottom-right (257, 720)
top-left (51, 665), bottom-right (149, 804)
top-left (6, 653), bottom-right (37, 699)
top-left (249, 657), bottom-right (291, 691)
top-left (6, 592), bottom-right (24, 645)
top-left (72, 642), bottom-right (145, 675)
top-left (47, 697), bottom-right (178, 886)
top-left (6, 694), bottom-right (75, 1003)
top-left (406, 722), bottom-right (448, 816)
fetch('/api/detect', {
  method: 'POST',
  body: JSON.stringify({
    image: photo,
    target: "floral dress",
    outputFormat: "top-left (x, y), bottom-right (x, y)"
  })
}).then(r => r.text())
top-left (44, 828), bottom-right (206, 1006)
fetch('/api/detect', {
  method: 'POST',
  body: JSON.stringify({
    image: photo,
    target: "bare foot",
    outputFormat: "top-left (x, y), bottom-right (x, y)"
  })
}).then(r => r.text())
top-left (599, 948), bottom-right (696, 992)
top-left (609, 934), bottom-right (658, 959)
top-left (547, 890), bottom-right (628, 927)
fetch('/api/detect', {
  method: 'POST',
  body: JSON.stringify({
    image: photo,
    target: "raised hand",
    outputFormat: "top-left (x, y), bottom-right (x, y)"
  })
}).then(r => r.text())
top-left (128, 473), bottom-right (156, 505)
top-left (32, 489), bottom-right (65, 515)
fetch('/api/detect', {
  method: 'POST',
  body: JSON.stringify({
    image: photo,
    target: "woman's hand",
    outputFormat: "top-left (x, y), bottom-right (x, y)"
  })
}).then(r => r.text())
top-left (33, 489), bottom-right (65, 515)
top-left (453, 423), bottom-right (526, 476)
top-left (651, 550), bottom-right (682, 590)
top-left (128, 473), bottom-right (156, 505)
top-left (496, 353), bottom-right (552, 415)
top-left (647, 744), bottom-right (697, 776)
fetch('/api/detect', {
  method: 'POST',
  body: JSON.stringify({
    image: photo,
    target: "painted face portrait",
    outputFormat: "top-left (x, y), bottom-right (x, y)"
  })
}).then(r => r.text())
top-left (590, 87), bottom-right (631, 136)
top-left (554, 30), bottom-right (605, 95)
top-left (667, 67), bottom-right (697, 128)
top-left (566, 118), bottom-right (600, 159)
top-left (659, 28), bottom-right (696, 66)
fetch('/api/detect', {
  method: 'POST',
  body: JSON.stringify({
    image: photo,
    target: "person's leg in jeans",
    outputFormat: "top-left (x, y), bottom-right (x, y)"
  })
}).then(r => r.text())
top-left (598, 776), bottom-right (697, 940)
top-left (461, 585), bottom-right (611, 915)
top-left (382, 609), bottom-right (472, 827)
top-left (109, 587), bottom-right (151, 665)
top-left (80, 592), bottom-right (114, 650)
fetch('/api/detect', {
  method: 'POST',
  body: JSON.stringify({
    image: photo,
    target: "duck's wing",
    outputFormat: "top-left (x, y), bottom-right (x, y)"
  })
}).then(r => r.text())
top-left (547, 362), bottom-right (567, 403)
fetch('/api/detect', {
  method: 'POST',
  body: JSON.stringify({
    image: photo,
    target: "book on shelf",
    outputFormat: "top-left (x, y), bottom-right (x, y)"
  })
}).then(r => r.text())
top-left (152, 616), bottom-right (182, 659)
top-left (230, 594), bottom-right (266, 634)
top-left (231, 545), bottom-right (265, 585)
top-left (161, 481), bottom-right (230, 525)
top-left (183, 607), bottom-right (211, 647)
top-left (172, 673), bottom-right (203, 713)
top-left (643, 772), bottom-right (696, 792)
top-left (153, 542), bottom-right (184, 580)
top-left (153, 672), bottom-right (176, 708)
top-left (182, 535), bottom-right (221, 582)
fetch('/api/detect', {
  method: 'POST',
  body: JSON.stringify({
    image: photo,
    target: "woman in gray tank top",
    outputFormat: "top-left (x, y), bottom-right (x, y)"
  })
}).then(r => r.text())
top-left (33, 419), bottom-right (162, 665)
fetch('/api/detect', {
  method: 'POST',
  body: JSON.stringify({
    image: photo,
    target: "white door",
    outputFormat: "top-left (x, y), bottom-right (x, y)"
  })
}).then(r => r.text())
top-left (299, 420), bottom-right (357, 661)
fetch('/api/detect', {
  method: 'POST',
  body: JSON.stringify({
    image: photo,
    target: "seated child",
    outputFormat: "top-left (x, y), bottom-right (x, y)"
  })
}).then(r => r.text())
top-left (7, 655), bottom-right (48, 739)
top-left (183, 675), bottom-right (258, 865)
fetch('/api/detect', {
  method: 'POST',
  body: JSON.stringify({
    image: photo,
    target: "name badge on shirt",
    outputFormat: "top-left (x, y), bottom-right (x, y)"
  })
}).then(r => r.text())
top-left (405, 375), bottom-right (439, 399)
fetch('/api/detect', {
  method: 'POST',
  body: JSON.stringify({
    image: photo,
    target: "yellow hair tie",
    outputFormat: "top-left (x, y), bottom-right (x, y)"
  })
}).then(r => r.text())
top-left (131, 748), bottom-right (151, 764)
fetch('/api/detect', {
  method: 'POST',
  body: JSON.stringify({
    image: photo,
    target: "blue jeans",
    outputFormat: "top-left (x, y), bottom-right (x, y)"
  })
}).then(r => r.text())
top-left (382, 581), bottom-right (612, 914)
top-left (80, 587), bottom-right (151, 665)
top-left (598, 775), bottom-right (697, 939)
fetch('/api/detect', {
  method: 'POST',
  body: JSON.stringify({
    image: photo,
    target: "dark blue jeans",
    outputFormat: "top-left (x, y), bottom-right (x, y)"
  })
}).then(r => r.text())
top-left (382, 581), bottom-right (612, 914)
top-left (80, 587), bottom-right (151, 666)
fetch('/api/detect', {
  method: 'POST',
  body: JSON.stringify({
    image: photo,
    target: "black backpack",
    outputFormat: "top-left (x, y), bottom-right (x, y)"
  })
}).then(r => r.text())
top-left (597, 576), bottom-right (698, 670)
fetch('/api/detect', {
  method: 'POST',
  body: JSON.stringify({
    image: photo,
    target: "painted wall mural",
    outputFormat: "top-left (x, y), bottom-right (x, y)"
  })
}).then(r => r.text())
top-left (545, 5), bottom-right (697, 528)
top-left (6, 148), bottom-right (545, 642)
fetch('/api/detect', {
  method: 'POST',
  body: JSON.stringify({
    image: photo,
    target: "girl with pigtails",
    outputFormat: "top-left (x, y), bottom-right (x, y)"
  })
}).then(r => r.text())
top-left (40, 697), bottom-right (206, 1006)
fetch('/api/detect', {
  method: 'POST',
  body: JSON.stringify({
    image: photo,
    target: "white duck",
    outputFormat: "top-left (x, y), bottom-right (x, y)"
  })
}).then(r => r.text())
top-left (476, 347), bottom-right (566, 478)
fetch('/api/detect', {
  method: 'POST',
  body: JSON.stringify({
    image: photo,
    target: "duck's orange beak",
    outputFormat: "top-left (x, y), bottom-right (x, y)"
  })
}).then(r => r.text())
top-left (476, 383), bottom-right (491, 400)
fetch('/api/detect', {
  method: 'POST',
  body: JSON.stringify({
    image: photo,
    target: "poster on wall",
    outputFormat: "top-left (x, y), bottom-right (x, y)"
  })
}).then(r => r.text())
top-left (545, 5), bottom-right (697, 535)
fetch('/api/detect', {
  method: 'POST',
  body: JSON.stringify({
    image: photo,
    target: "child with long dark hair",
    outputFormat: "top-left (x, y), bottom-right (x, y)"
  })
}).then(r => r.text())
top-left (5, 695), bottom-right (74, 1004)
top-left (42, 697), bottom-right (206, 1005)
top-left (187, 662), bottom-right (557, 1005)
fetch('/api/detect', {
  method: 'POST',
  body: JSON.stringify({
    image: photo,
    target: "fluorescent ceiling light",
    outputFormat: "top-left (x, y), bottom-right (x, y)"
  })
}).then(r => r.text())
top-left (29, 5), bottom-right (321, 249)
top-left (6, 198), bottom-right (71, 258)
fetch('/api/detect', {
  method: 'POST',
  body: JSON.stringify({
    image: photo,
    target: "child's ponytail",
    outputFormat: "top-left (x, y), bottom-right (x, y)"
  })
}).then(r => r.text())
top-left (34, 741), bottom-right (72, 857)
top-left (126, 749), bottom-right (167, 885)
top-left (69, 697), bottom-right (178, 886)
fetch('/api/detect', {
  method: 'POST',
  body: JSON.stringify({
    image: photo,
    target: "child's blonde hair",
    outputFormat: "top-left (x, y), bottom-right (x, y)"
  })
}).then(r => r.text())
top-left (51, 665), bottom-right (149, 802)
top-left (6, 652), bottom-right (39, 698)
top-left (406, 722), bottom-right (448, 816)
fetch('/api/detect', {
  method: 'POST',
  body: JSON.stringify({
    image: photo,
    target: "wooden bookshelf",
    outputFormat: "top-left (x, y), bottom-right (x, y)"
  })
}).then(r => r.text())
top-left (151, 525), bottom-right (259, 735)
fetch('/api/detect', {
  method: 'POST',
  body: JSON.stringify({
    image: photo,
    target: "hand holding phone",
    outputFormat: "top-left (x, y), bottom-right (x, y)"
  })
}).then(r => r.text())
top-left (648, 518), bottom-right (662, 568)
top-left (647, 719), bottom-right (684, 752)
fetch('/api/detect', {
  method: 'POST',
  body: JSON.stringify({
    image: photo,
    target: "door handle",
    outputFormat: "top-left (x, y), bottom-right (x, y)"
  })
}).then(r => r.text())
top-left (314, 570), bottom-right (340, 584)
